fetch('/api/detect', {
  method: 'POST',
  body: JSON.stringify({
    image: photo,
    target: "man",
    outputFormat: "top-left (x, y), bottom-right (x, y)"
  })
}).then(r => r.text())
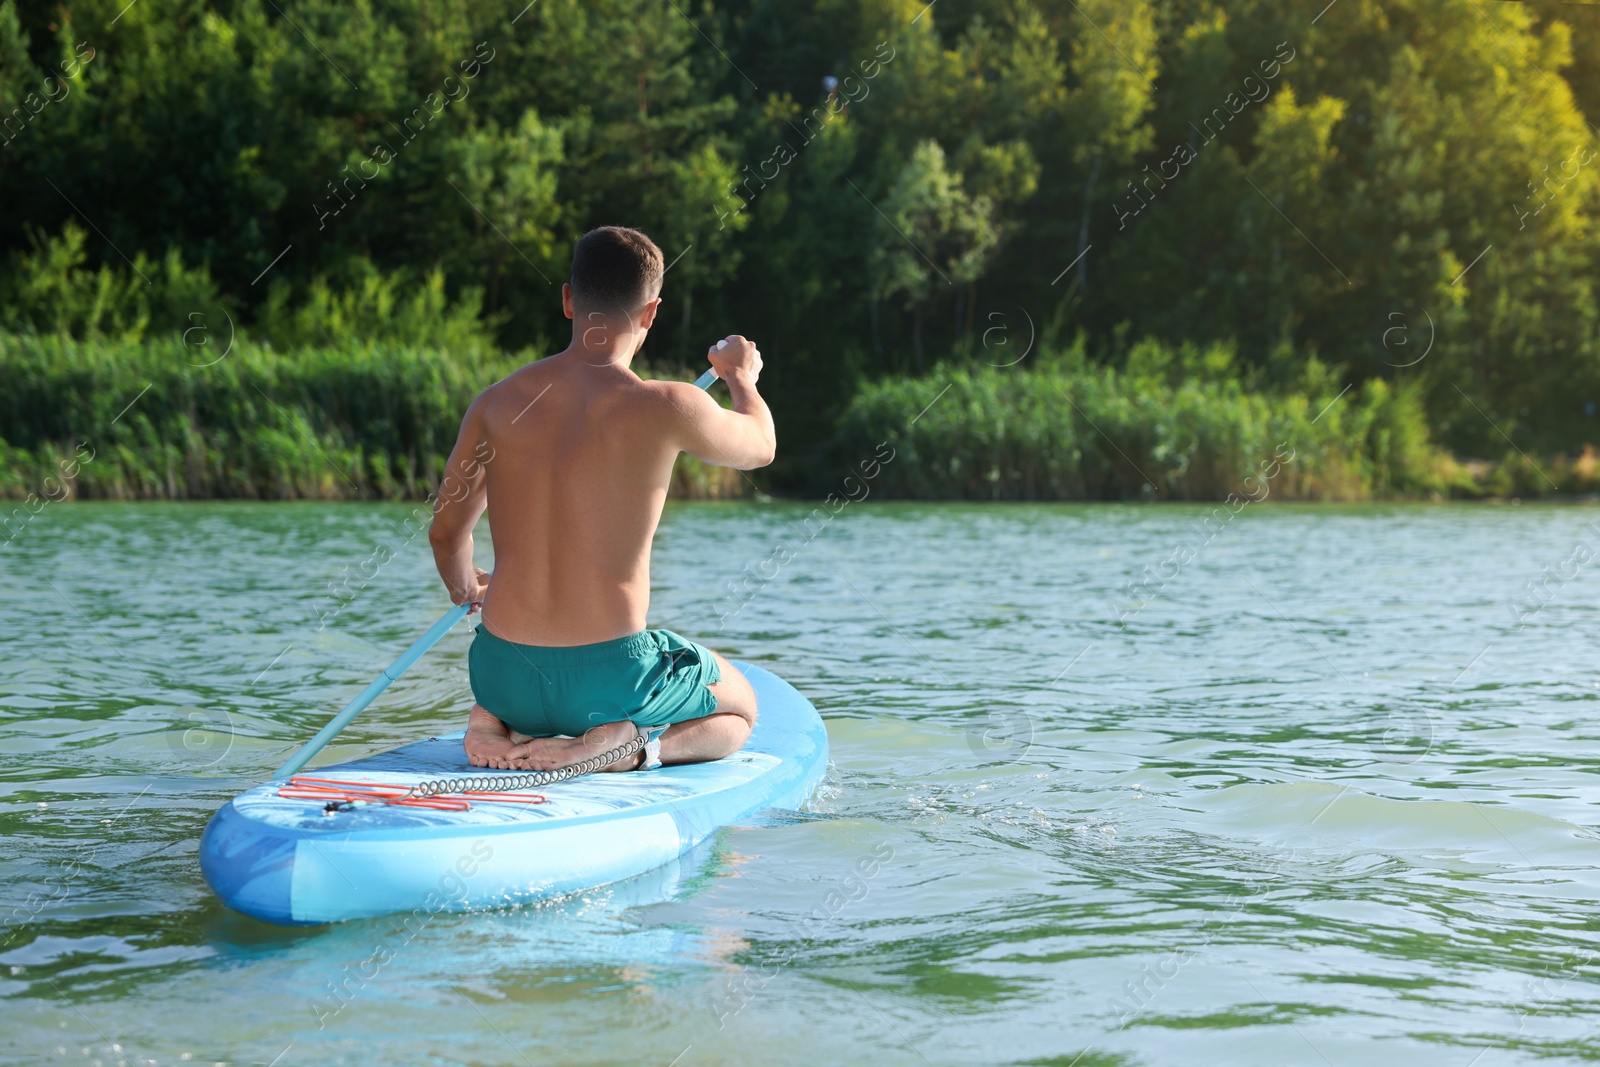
top-left (427, 226), bottom-right (775, 772)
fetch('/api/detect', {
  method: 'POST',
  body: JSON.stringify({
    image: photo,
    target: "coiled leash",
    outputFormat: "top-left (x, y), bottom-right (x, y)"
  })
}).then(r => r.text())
top-left (403, 723), bottom-right (664, 799)
top-left (279, 724), bottom-right (666, 814)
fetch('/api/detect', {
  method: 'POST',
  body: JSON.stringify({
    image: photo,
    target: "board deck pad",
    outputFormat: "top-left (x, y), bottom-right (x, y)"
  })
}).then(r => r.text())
top-left (236, 744), bottom-right (785, 832)
top-left (201, 662), bottom-right (828, 925)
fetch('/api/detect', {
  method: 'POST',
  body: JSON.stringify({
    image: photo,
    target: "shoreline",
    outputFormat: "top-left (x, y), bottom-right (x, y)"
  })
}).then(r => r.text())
top-left (5, 336), bottom-right (1593, 506)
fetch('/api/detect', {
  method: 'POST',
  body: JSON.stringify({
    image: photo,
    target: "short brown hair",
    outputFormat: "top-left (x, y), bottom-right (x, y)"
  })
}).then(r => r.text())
top-left (570, 226), bottom-right (664, 315)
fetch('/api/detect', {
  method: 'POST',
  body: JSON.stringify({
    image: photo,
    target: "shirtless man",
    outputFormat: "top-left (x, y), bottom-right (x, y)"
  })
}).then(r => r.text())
top-left (427, 226), bottom-right (775, 772)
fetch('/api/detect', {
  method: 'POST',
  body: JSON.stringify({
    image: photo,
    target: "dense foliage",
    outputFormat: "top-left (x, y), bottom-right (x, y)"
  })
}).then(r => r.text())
top-left (0, 335), bottom-right (743, 500)
top-left (3, 0), bottom-right (1599, 496)
top-left (838, 343), bottom-right (1455, 501)
top-left (2, 330), bottom-right (1573, 506)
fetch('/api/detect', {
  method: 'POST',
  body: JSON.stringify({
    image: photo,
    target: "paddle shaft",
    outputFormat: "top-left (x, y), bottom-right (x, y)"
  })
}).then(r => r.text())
top-left (271, 342), bottom-right (730, 779)
top-left (274, 601), bottom-right (474, 777)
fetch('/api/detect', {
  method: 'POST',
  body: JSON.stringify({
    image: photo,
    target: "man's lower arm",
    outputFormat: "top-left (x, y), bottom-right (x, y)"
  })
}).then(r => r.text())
top-left (430, 530), bottom-right (477, 600)
top-left (724, 373), bottom-right (776, 455)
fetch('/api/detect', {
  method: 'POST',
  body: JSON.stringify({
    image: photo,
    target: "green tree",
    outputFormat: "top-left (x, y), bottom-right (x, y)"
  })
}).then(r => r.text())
top-left (868, 139), bottom-right (999, 370)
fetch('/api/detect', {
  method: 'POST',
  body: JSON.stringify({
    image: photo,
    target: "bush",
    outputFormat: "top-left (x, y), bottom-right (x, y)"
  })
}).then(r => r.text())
top-left (834, 346), bottom-right (1461, 502)
top-left (255, 264), bottom-right (501, 356)
top-left (0, 335), bottom-right (745, 501)
top-left (0, 224), bottom-right (224, 343)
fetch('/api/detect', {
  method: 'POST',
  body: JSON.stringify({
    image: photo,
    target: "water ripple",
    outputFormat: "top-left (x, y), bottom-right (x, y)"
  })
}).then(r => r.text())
top-left (3, 501), bottom-right (1600, 1065)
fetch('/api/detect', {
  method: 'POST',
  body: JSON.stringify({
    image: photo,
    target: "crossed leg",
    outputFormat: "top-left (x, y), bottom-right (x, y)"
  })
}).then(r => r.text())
top-left (462, 650), bottom-right (757, 772)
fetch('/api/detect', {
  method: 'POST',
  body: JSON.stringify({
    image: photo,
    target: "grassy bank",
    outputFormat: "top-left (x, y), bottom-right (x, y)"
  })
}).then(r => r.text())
top-left (833, 355), bottom-right (1578, 501)
top-left (2, 334), bottom-right (1589, 504)
top-left (0, 335), bottom-right (744, 501)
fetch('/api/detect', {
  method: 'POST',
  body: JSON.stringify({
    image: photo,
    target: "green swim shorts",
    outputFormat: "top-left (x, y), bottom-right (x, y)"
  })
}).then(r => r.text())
top-left (467, 624), bottom-right (723, 738)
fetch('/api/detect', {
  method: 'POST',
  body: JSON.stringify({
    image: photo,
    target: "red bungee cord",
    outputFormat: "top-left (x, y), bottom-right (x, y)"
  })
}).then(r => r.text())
top-left (277, 775), bottom-right (546, 813)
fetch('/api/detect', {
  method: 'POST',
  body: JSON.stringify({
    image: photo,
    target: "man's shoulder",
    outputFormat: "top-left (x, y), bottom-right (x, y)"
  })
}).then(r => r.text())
top-left (473, 359), bottom-right (561, 414)
top-left (637, 375), bottom-right (694, 397)
top-left (637, 376), bottom-right (714, 406)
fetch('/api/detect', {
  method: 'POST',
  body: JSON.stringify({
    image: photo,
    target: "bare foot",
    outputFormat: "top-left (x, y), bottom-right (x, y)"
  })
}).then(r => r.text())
top-left (505, 719), bottom-right (642, 772)
top-left (463, 704), bottom-right (525, 769)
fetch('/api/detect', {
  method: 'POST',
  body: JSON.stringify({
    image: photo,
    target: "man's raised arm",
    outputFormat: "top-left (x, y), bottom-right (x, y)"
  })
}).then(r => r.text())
top-left (663, 335), bottom-right (776, 470)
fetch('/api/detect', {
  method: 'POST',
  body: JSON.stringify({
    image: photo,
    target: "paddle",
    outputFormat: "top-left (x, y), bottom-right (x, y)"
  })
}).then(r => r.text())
top-left (274, 603), bottom-right (474, 777)
top-left (272, 341), bottom-right (730, 779)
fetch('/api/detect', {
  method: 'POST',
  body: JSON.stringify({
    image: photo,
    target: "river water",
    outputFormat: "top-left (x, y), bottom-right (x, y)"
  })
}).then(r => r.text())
top-left (3, 500), bottom-right (1599, 1066)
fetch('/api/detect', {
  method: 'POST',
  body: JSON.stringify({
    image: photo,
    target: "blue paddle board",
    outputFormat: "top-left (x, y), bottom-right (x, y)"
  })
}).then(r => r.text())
top-left (200, 662), bottom-right (827, 926)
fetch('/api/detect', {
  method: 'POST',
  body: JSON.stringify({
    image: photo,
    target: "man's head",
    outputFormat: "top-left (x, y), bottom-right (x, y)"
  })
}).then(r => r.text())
top-left (565, 226), bottom-right (664, 325)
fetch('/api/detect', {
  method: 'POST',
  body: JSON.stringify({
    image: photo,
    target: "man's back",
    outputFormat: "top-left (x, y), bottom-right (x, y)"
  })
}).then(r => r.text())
top-left (433, 338), bottom-right (773, 648)
top-left (475, 354), bottom-right (677, 646)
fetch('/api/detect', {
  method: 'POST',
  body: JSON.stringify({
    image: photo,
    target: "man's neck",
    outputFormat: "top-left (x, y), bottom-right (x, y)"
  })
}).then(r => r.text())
top-left (565, 344), bottom-right (637, 369)
top-left (565, 324), bottom-right (643, 370)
